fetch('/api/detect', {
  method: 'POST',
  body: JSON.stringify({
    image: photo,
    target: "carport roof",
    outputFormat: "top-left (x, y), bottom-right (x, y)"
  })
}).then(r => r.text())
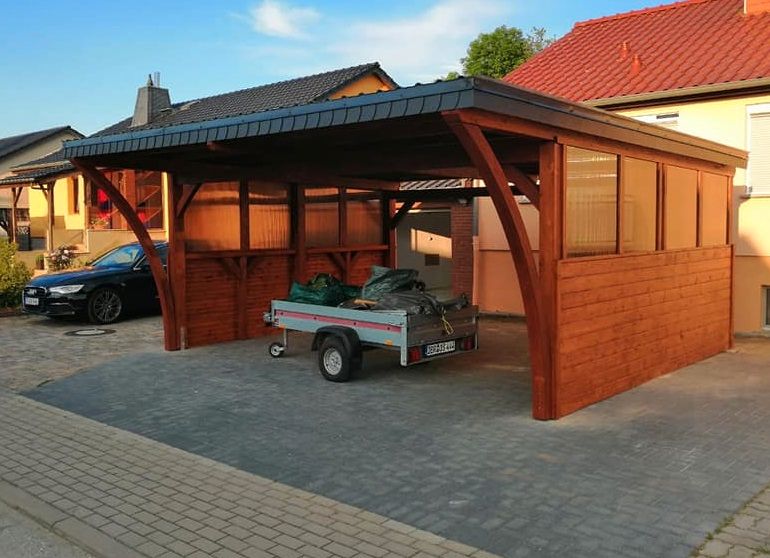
top-left (64, 76), bottom-right (747, 169)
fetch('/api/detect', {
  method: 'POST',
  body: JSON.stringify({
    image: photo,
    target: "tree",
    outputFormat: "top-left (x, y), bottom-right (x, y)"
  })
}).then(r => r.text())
top-left (444, 26), bottom-right (554, 80)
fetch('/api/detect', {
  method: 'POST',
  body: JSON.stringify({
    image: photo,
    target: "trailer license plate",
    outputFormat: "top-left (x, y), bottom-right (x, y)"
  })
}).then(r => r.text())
top-left (24, 297), bottom-right (39, 306)
top-left (424, 340), bottom-right (455, 357)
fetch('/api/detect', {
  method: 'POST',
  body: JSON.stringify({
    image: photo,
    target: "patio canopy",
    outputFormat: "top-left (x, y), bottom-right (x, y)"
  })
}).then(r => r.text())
top-left (63, 76), bottom-right (747, 419)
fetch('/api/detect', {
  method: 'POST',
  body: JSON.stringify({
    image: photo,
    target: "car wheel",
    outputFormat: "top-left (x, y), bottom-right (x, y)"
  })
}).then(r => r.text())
top-left (318, 336), bottom-right (352, 382)
top-left (87, 287), bottom-right (123, 324)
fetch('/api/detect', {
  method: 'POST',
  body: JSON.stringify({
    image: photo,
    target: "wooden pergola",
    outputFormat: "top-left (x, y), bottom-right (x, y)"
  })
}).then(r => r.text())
top-left (0, 164), bottom-right (76, 250)
top-left (64, 77), bottom-right (746, 419)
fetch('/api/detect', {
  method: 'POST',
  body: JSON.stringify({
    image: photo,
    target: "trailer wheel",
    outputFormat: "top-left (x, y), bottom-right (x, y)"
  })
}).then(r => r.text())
top-left (318, 336), bottom-right (352, 382)
top-left (268, 342), bottom-right (285, 358)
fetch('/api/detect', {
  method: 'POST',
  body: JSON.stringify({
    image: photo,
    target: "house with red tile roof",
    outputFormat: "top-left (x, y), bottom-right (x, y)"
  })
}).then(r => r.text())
top-left (499, 0), bottom-right (770, 332)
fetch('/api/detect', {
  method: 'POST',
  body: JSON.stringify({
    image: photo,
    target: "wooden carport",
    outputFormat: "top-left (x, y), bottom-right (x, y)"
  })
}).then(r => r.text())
top-left (64, 77), bottom-right (746, 419)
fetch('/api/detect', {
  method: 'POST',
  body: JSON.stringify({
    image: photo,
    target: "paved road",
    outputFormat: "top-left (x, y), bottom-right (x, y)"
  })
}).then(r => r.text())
top-left (0, 499), bottom-right (92, 558)
top-left (23, 319), bottom-right (770, 558)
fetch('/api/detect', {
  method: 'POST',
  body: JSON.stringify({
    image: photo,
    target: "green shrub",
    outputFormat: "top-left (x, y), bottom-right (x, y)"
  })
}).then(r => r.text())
top-left (0, 241), bottom-right (32, 308)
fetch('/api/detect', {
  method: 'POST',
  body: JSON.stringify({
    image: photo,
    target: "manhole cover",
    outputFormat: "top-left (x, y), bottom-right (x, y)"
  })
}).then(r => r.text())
top-left (64, 328), bottom-right (116, 337)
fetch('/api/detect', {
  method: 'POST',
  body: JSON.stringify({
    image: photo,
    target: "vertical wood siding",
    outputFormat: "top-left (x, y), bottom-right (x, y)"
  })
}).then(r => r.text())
top-left (184, 250), bottom-right (384, 347)
top-left (555, 246), bottom-right (732, 416)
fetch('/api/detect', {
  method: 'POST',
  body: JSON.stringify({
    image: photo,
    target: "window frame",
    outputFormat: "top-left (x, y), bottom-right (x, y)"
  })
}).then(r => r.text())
top-left (746, 103), bottom-right (770, 197)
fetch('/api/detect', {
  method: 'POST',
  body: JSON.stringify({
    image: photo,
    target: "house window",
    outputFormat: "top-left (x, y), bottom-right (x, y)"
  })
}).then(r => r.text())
top-left (747, 104), bottom-right (770, 196)
top-left (135, 171), bottom-right (164, 229)
top-left (68, 176), bottom-right (80, 214)
top-left (565, 147), bottom-right (618, 257)
top-left (636, 112), bottom-right (679, 130)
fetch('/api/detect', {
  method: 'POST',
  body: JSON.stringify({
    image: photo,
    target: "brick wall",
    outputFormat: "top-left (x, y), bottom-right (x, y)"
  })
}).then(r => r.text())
top-left (451, 203), bottom-right (474, 297)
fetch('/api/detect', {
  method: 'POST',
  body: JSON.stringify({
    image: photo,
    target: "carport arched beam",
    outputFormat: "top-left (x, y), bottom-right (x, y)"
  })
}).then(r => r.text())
top-left (71, 159), bottom-right (179, 351)
top-left (443, 115), bottom-right (555, 420)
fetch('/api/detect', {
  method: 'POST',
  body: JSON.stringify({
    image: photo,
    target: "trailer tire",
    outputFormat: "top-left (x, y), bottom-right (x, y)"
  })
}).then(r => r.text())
top-left (318, 336), bottom-right (352, 382)
top-left (268, 342), bottom-right (285, 358)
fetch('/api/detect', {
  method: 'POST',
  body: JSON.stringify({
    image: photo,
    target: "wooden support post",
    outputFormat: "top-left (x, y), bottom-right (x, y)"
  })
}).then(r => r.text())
top-left (238, 255), bottom-right (248, 339)
top-left (73, 159), bottom-right (179, 351)
top-left (538, 142), bottom-right (563, 419)
top-left (445, 114), bottom-right (556, 419)
top-left (45, 182), bottom-right (55, 251)
top-left (238, 181), bottom-right (250, 339)
top-left (383, 194), bottom-right (397, 268)
top-left (123, 170), bottom-right (137, 229)
top-left (168, 175), bottom-right (188, 349)
top-left (9, 187), bottom-right (19, 244)
top-left (293, 185), bottom-right (307, 282)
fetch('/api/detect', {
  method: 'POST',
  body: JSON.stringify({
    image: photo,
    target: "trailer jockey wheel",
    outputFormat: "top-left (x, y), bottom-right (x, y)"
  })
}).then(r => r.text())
top-left (268, 342), bottom-right (285, 358)
top-left (318, 336), bottom-right (352, 382)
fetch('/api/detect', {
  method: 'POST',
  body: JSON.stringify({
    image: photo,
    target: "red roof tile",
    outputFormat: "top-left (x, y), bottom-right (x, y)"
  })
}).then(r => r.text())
top-left (504, 0), bottom-right (770, 102)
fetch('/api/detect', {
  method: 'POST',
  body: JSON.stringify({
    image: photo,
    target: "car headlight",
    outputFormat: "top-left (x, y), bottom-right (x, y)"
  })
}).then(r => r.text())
top-left (48, 285), bottom-right (84, 295)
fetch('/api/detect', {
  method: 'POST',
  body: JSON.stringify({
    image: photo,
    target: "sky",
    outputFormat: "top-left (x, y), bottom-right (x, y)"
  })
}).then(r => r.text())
top-left (0, 0), bottom-right (665, 138)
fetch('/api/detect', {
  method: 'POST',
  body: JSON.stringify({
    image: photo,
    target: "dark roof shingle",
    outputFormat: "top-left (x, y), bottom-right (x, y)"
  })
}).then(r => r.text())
top-left (0, 126), bottom-right (82, 161)
top-left (93, 62), bottom-right (397, 137)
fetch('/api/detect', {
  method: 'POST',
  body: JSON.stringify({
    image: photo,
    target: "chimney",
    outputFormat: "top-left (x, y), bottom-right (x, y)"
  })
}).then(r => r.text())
top-left (630, 54), bottom-right (642, 76)
top-left (745, 0), bottom-right (770, 14)
top-left (130, 74), bottom-right (171, 127)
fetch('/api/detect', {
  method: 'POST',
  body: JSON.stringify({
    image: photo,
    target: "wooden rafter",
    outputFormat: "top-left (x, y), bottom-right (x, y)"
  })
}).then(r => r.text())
top-left (444, 113), bottom-right (555, 420)
top-left (175, 182), bottom-right (202, 217)
top-left (389, 201), bottom-right (415, 229)
top-left (72, 159), bottom-right (179, 351)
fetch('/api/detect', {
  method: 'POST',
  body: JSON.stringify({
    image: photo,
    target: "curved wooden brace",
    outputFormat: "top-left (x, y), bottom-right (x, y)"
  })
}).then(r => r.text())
top-left (443, 115), bottom-right (555, 419)
top-left (72, 159), bottom-right (180, 351)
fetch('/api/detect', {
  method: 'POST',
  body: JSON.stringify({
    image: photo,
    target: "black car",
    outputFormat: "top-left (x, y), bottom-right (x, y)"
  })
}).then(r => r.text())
top-left (22, 241), bottom-right (167, 324)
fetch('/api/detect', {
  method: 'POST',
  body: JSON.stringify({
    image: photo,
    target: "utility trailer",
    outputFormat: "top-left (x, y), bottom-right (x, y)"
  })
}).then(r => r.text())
top-left (263, 299), bottom-right (479, 381)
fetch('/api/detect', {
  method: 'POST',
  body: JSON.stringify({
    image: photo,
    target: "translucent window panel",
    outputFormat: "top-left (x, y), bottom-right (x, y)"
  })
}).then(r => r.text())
top-left (700, 173), bottom-right (728, 246)
top-left (664, 166), bottom-right (698, 249)
top-left (565, 147), bottom-right (618, 257)
top-left (249, 182), bottom-right (289, 249)
top-left (347, 189), bottom-right (382, 245)
top-left (305, 187), bottom-right (339, 248)
top-left (135, 171), bottom-right (164, 229)
top-left (622, 158), bottom-right (657, 252)
top-left (185, 181), bottom-right (240, 250)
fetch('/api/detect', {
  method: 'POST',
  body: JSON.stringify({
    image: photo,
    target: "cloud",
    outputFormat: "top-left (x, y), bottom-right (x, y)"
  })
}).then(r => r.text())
top-left (328, 0), bottom-right (511, 83)
top-left (247, 0), bottom-right (320, 39)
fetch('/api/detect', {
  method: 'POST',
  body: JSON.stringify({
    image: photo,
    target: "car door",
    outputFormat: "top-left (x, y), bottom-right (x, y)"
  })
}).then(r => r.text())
top-left (123, 245), bottom-right (167, 312)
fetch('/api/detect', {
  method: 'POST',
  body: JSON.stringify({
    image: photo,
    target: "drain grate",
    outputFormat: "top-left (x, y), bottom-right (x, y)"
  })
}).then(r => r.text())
top-left (64, 328), bottom-right (116, 337)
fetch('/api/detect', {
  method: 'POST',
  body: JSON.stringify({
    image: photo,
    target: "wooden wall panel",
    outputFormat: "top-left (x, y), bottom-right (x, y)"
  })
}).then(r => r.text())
top-left (349, 251), bottom-right (385, 285)
top-left (305, 254), bottom-right (341, 279)
top-left (246, 256), bottom-right (292, 337)
top-left (185, 258), bottom-right (239, 347)
top-left (555, 246), bottom-right (732, 416)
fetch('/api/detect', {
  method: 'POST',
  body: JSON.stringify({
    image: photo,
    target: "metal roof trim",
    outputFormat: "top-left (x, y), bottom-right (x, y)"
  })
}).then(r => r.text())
top-left (64, 75), bottom-right (746, 168)
top-left (64, 79), bottom-right (476, 159)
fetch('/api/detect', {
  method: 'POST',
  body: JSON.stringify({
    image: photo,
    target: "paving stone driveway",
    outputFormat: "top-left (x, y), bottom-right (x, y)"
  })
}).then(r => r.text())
top-left (19, 316), bottom-right (770, 558)
top-left (0, 314), bottom-right (163, 391)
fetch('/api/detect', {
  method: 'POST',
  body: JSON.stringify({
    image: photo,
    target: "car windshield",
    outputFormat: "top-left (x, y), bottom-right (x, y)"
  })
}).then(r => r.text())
top-left (91, 245), bottom-right (143, 267)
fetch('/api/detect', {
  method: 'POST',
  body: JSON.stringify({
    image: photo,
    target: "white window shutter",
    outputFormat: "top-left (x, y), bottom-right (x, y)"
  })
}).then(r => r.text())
top-left (749, 113), bottom-right (770, 195)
